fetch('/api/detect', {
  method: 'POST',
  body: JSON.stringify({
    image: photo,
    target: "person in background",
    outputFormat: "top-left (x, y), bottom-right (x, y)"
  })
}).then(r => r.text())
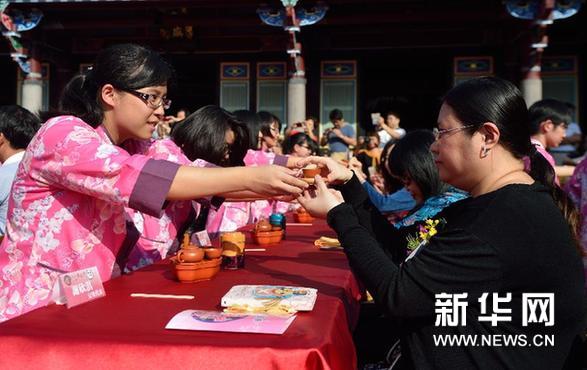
top-left (282, 132), bottom-right (318, 158)
top-left (234, 110), bottom-right (262, 149)
top-left (167, 107), bottom-right (190, 135)
top-left (276, 133), bottom-right (319, 214)
top-left (369, 139), bottom-right (403, 196)
top-left (349, 140), bottom-right (415, 219)
top-left (550, 102), bottom-right (582, 165)
top-left (298, 77), bottom-right (584, 369)
top-left (350, 130), bottom-right (466, 244)
top-left (286, 115), bottom-right (319, 143)
top-left (206, 110), bottom-right (302, 235)
top-left (303, 116), bottom-right (319, 142)
top-left (166, 107), bottom-right (189, 125)
top-left (0, 105), bottom-right (40, 236)
top-left (172, 106), bottom-right (248, 167)
top-left (527, 98), bottom-right (575, 181)
top-left (258, 111), bottom-right (282, 154)
top-left (155, 117), bottom-right (171, 139)
top-left (355, 131), bottom-right (382, 179)
top-left (321, 109), bottom-right (356, 161)
top-left (377, 110), bottom-right (406, 148)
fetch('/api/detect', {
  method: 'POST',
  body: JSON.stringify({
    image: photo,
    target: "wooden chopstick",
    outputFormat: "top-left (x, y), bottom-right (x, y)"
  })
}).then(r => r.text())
top-left (130, 293), bottom-right (195, 300)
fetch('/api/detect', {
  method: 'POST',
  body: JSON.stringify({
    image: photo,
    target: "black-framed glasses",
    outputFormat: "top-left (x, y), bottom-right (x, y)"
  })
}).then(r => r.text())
top-left (432, 124), bottom-right (477, 141)
top-left (122, 89), bottom-right (172, 110)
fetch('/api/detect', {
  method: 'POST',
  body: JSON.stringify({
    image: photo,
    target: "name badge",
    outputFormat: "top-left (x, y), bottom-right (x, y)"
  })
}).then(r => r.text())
top-left (58, 266), bottom-right (105, 308)
top-left (192, 230), bottom-right (212, 247)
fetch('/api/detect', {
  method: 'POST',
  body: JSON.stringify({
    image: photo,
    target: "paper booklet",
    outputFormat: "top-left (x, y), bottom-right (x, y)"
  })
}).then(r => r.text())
top-left (221, 285), bottom-right (318, 313)
top-left (165, 310), bottom-right (296, 335)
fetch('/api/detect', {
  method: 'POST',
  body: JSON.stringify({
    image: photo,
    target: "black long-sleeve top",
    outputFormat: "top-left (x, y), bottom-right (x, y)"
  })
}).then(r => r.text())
top-left (328, 175), bottom-right (585, 369)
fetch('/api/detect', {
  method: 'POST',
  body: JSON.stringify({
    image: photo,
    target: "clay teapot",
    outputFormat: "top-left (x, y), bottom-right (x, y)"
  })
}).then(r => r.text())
top-left (177, 247), bottom-right (205, 263)
top-left (256, 219), bottom-right (272, 233)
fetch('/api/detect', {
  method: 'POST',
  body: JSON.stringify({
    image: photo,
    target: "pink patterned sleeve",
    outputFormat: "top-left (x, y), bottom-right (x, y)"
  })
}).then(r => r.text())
top-left (243, 149), bottom-right (288, 167)
top-left (145, 139), bottom-right (191, 165)
top-left (29, 116), bottom-right (179, 216)
top-left (147, 139), bottom-right (218, 169)
top-left (144, 139), bottom-right (220, 207)
top-left (565, 161), bottom-right (586, 206)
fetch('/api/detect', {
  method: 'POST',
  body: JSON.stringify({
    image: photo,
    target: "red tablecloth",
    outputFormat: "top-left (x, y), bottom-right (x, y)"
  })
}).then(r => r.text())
top-left (0, 220), bottom-right (362, 370)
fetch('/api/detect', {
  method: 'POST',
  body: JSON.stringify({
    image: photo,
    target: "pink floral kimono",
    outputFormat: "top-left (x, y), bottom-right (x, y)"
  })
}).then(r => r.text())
top-left (564, 160), bottom-right (587, 287)
top-left (0, 116), bottom-right (179, 322)
top-left (122, 139), bottom-right (217, 272)
top-left (524, 139), bottom-right (559, 186)
top-left (205, 149), bottom-right (289, 236)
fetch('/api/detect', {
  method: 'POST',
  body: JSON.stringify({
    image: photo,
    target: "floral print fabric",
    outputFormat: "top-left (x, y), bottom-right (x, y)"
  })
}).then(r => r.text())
top-left (0, 116), bottom-right (178, 322)
top-left (564, 160), bottom-right (587, 287)
top-left (122, 139), bottom-right (213, 272)
top-left (206, 150), bottom-right (289, 237)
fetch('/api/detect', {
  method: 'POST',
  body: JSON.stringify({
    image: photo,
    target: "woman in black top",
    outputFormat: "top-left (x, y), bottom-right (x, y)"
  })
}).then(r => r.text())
top-left (298, 77), bottom-right (585, 369)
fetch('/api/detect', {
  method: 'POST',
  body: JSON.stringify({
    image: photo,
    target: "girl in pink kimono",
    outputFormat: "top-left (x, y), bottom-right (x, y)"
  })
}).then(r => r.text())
top-left (206, 148), bottom-right (290, 236)
top-left (205, 110), bottom-right (300, 236)
top-left (0, 44), bottom-right (307, 322)
top-left (124, 105), bottom-right (250, 271)
top-left (122, 138), bottom-right (210, 272)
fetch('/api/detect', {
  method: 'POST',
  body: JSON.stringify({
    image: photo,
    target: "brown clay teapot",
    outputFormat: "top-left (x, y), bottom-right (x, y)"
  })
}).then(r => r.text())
top-left (177, 247), bottom-right (205, 263)
top-left (256, 219), bottom-right (272, 233)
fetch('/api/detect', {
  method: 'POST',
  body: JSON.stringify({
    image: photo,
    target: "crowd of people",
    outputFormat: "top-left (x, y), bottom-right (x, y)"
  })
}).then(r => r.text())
top-left (0, 44), bottom-right (584, 369)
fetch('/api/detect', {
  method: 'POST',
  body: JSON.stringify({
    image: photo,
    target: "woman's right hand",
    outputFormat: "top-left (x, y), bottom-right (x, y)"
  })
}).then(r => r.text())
top-left (246, 165), bottom-right (308, 196)
top-left (297, 156), bottom-right (354, 184)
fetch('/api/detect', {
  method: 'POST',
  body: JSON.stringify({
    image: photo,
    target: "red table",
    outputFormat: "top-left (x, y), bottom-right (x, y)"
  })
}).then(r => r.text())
top-left (0, 220), bottom-right (362, 370)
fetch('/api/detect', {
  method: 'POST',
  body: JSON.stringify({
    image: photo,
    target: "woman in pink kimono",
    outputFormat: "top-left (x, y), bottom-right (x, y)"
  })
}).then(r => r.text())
top-left (249, 112), bottom-right (300, 222)
top-left (0, 44), bottom-right (307, 322)
top-left (205, 110), bottom-right (300, 236)
top-left (124, 105), bottom-right (251, 271)
top-left (122, 138), bottom-right (210, 272)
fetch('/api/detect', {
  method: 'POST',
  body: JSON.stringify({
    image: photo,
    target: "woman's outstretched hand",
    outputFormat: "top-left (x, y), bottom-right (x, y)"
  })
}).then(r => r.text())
top-left (297, 175), bottom-right (344, 219)
top-left (297, 156), bottom-right (354, 185)
top-left (247, 165), bottom-right (308, 196)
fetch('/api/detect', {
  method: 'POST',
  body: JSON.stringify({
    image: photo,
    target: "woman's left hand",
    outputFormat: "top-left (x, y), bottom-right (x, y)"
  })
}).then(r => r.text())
top-left (297, 175), bottom-right (344, 218)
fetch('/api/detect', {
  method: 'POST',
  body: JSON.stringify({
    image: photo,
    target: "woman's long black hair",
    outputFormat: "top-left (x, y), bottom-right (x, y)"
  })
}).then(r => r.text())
top-left (171, 105), bottom-right (249, 167)
top-left (387, 130), bottom-right (448, 200)
top-left (282, 132), bottom-right (318, 156)
top-left (233, 110), bottom-right (262, 150)
top-left (443, 76), bottom-right (580, 251)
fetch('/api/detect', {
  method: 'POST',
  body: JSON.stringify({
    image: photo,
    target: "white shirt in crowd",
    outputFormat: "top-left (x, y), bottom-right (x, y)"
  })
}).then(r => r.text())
top-left (379, 128), bottom-right (406, 148)
top-left (0, 151), bottom-right (25, 235)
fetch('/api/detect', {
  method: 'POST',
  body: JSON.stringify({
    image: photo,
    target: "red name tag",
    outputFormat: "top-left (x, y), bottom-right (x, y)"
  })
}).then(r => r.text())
top-left (58, 266), bottom-right (105, 308)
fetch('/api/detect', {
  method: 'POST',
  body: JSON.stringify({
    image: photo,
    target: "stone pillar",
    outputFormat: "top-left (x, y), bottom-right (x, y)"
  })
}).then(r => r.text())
top-left (21, 53), bottom-right (43, 115)
top-left (520, 0), bottom-right (553, 107)
top-left (287, 76), bottom-right (306, 125)
top-left (521, 71), bottom-right (542, 107)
